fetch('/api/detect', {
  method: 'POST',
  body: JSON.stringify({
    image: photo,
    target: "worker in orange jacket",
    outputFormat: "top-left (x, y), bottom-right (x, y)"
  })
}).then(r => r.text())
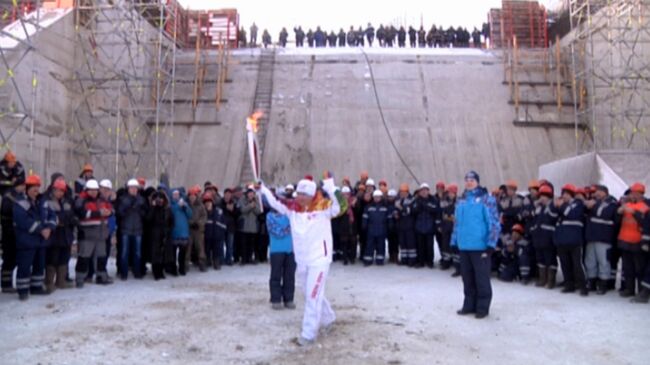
top-left (617, 183), bottom-right (650, 299)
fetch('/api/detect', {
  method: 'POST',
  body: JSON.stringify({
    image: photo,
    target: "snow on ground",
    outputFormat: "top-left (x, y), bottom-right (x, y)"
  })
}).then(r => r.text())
top-left (0, 260), bottom-right (648, 365)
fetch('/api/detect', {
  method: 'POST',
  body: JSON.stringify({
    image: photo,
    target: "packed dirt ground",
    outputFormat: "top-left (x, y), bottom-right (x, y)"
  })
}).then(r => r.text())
top-left (0, 261), bottom-right (648, 365)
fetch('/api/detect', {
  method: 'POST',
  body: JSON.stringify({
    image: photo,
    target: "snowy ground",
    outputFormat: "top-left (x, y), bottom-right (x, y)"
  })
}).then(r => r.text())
top-left (0, 260), bottom-right (648, 365)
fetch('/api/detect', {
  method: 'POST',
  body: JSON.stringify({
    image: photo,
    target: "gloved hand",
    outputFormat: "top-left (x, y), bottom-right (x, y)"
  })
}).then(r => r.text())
top-left (642, 244), bottom-right (649, 252)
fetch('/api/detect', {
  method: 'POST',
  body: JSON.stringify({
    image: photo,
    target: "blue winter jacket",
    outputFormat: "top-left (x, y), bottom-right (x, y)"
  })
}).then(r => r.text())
top-left (266, 211), bottom-right (292, 254)
top-left (362, 202), bottom-right (390, 237)
top-left (412, 195), bottom-right (439, 235)
top-left (205, 206), bottom-right (227, 243)
top-left (554, 199), bottom-right (586, 246)
top-left (585, 196), bottom-right (619, 245)
top-left (451, 187), bottom-right (501, 251)
top-left (170, 197), bottom-right (192, 240)
top-left (13, 193), bottom-right (47, 250)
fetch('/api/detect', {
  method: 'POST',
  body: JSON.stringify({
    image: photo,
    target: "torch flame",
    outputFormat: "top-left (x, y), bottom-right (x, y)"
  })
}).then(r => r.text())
top-left (246, 111), bottom-right (264, 133)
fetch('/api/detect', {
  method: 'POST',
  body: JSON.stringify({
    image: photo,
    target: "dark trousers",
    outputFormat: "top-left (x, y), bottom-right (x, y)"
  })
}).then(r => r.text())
top-left (364, 235), bottom-right (386, 265)
top-left (557, 245), bottom-right (586, 290)
top-left (435, 231), bottom-right (452, 266)
top-left (269, 252), bottom-right (296, 304)
top-left (234, 231), bottom-right (243, 263)
top-left (416, 233), bottom-right (434, 267)
top-left (451, 245), bottom-right (461, 273)
top-left (164, 244), bottom-right (187, 274)
top-left (517, 244), bottom-right (533, 279)
top-left (1, 235), bottom-right (17, 289)
top-left (46, 245), bottom-right (69, 267)
top-left (460, 250), bottom-right (492, 315)
top-left (205, 237), bottom-right (225, 265)
top-left (621, 250), bottom-right (648, 293)
top-left (399, 229), bottom-right (416, 264)
top-left (91, 237), bottom-right (112, 278)
top-left (16, 248), bottom-right (45, 295)
top-left (535, 245), bottom-right (558, 269)
top-left (358, 229), bottom-right (367, 261)
top-left (387, 231), bottom-right (399, 262)
top-left (241, 232), bottom-right (257, 264)
top-left (339, 232), bottom-right (356, 264)
top-left (257, 234), bottom-right (269, 263)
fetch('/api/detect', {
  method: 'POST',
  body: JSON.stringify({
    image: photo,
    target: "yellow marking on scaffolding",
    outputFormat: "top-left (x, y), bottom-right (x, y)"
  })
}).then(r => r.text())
top-left (0, 78), bottom-right (5, 86)
top-left (12, 0), bottom-right (17, 8)
top-left (32, 76), bottom-right (37, 88)
top-left (7, 69), bottom-right (14, 78)
top-left (108, 128), bottom-right (112, 134)
top-left (633, 128), bottom-right (638, 134)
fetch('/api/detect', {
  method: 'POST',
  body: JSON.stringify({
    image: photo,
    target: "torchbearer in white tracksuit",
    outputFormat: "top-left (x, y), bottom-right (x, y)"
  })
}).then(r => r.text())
top-left (257, 173), bottom-right (341, 346)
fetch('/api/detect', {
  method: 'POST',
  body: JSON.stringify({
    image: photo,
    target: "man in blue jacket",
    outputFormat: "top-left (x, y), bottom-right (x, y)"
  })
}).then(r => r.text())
top-left (451, 171), bottom-right (501, 319)
top-left (14, 175), bottom-right (53, 301)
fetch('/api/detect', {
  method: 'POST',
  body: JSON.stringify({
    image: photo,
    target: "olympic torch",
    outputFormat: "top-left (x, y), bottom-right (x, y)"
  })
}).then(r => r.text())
top-left (246, 111), bottom-right (264, 211)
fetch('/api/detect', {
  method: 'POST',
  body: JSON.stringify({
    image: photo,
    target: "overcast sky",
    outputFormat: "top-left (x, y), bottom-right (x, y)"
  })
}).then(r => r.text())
top-left (179, 0), bottom-right (562, 38)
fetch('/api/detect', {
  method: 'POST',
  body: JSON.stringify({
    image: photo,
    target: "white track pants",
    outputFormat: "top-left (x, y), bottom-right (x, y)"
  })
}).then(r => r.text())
top-left (297, 263), bottom-right (335, 340)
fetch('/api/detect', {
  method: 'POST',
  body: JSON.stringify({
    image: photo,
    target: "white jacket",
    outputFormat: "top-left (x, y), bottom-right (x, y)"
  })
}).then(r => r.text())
top-left (259, 179), bottom-right (340, 266)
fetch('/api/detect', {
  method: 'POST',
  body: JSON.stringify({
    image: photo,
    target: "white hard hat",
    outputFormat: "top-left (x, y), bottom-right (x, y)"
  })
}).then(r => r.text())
top-left (285, 184), bottom-right (295, 191)
top-left (127, 179), bottom-right (140, 188)
top-left (85, 179), bottom-right (99, 190)
top-left (372, 190), bottom-right (383, 197)
top-left (366, 178), bottom-right (376, 187)
top-left (388, 189), bottom-right (397, 197)
top-left (419, 183), bottom-right (430, 191)
top-left (99, 179), bottom-right (112, 189)
top-left (341, 186), bottom-right (351, 194)
top-left (296, 179), bottom-right (317, 197)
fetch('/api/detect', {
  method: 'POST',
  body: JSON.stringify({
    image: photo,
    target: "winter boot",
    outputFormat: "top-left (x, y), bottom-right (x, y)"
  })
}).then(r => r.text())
top-left (545, 268), bottom-right (557, 289)
top-left (536, 267), bottom-right (548, 287)
top-left (45, 266), bottom-right (57, 294)
top-left (165, 263), bottom-right (178, 277)
top-left (199, 260), bottom-right (207, 273)
top-left (213, 260), bottom-right (221, 271)
top-left (178, 260), bottom-right (187, 276)
top-left (596, 279), bottom-right (608, 295)
top-left (56, 266), bottom-right (72, 289)
top-left (607, 278), bottom-right (617, 291)
top-left (619, 280), bottom-right (635, 298)
top-left (587, 278), bottom-right (598, 292)
top-left (631, 287), bottom-right (650, 303)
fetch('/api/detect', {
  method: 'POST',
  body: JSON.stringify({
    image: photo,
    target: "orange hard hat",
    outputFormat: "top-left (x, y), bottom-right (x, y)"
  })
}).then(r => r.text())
top-left (53, 179), bottom-right (67, 192)
top-left (575, 187), bottom-right (586, 196)
top-left (512, 224), bottom-right (525, 234)
top-left (630, 182), bottom-right (646, 194)
top-left (528, 180), bottom-right (540, 189)
top-left (137, 177), bottom-right (146, 187)
top-left (539, 185), bottom-right (553, 197)
top-left (506, 179), bottom-right (518, 189)
top-left (26, 174), bottom-right (42, 187)
top-left (82, 163), bottom-right (93, 173)
top-left (188, 185), bottom-right (202, 196)
top-left (399, 183), bottom-right (409, 192)
top-left (561, 184), bottom-right (577, 195)
top-left (4, 151), bottom-right (16, 163)
top-left (446, 184), bottom-right (458, 194)
top-left (202, 192), bottom-right (214, 203)
top-left (435, 181), bottom-right (445, 189)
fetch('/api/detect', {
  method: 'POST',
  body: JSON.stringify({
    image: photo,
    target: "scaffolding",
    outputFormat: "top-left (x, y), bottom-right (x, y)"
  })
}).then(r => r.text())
top-left (569, 0), bottom-right (650, 152)
top-left (70, 0), bottom-right (179, 185)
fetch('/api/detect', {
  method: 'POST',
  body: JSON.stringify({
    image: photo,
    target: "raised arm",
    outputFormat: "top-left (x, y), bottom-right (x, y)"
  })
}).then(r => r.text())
top-left (258, 184), bottom-right (290, 216)
top-left (321, 177), bottom-right (340, 218)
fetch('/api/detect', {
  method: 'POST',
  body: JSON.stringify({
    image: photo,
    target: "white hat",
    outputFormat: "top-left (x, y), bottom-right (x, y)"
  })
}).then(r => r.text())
top-left (366, 178), bottom-right (376, 186)
top-left (85, 179), bottom-right (99, 190)
top-left (296, 179), bottom-right (317, 197)
top-left (387, 189), bottom-right (397, 197)
top-left (99, 179), bottom-right (112, 189)
top-left (285, 184), bottom-right (295, 191)
top-left (127, 179), bottom-right (140, 188)
top-left (419, 183), bottom-right (430, 191)
top-left (341, 186), bottom-right (351, 194)
top-left (372, 190), bottom-right (383, 197)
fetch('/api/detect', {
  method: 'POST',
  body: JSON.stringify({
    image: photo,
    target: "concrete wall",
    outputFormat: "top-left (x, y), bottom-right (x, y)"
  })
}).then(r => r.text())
top-left (0, 9), bottom-right (77, 182)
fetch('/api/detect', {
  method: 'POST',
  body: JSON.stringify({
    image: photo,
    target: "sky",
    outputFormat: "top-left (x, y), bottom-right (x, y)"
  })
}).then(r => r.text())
top-left (179, 0), bottom-right (562, 39)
